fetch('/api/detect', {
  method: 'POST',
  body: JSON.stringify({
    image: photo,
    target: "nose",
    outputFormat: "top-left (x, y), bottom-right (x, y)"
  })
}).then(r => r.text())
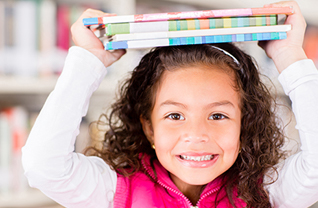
top-left (180, 119), bottom-right (209, 143)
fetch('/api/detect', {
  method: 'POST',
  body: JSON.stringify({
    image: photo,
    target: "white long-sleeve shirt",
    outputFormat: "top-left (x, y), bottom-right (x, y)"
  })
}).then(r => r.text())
top-left (22, 46), bottom-right (318, 208)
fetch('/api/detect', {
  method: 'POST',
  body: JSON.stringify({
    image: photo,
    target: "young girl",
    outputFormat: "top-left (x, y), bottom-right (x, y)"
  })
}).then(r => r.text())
top-left (22, 1), bottom-right (318, 208)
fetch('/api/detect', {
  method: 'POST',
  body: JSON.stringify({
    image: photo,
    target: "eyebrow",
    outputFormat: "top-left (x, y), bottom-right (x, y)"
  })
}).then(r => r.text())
top-left (159, 100), bottom-right (235, 109)
top-left (205, 101), bottom-right (235, 109)
top-left (159, 100), bottom-right (187, 109)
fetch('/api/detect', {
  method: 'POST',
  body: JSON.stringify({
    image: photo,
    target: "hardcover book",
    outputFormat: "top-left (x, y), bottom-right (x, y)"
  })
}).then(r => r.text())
top-left (83, 7), bottom-right (293, 25)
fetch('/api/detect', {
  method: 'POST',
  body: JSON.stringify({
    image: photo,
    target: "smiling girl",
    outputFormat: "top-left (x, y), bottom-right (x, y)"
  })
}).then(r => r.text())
top-left (22, 1), bottom-right (318, 208)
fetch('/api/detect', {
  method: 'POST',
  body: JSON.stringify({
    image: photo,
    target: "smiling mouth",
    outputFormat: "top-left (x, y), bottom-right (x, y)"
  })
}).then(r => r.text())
top-left (179, 155), bottom-right (214, 161)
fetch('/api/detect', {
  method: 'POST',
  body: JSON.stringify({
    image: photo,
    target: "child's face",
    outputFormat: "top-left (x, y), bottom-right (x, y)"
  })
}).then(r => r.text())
top-left (142, 65), bottom-right (241, 188)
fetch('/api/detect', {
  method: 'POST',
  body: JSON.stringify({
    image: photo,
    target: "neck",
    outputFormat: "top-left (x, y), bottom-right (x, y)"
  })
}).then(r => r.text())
top-left (170, 173), bottom-right (206, 205)
top-left (182, 185), bottom-right (206, 205)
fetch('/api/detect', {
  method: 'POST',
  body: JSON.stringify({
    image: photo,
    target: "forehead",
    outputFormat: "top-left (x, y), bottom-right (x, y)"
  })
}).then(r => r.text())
top-left (153, 65), bottom-right (240, 108)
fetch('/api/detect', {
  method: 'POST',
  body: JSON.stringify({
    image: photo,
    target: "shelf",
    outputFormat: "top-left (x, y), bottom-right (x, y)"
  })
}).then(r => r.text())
top-left (0, 77), bottom-right (58, 94)
top-left (0, 76), bottom-right (117, 95)
top-left (0, 189), bottom-right (61, 208)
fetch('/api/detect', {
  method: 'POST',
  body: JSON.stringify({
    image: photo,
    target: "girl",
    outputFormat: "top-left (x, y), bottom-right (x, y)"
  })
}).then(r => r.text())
top-left (22, 1), bottom-right (318, 208)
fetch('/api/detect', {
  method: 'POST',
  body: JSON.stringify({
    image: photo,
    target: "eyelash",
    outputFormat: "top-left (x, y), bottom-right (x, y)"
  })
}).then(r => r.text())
top-left (209, 113), bottom-right (228, 120)
top-left (165, 113), bottom-right (228, 121)
top-left (166, 113), bottom-right (185, 120)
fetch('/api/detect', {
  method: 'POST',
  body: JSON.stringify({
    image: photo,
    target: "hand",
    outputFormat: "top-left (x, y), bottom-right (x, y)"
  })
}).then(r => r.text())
top-left (258, 1), bottom-right (308, 73)
top-left (71, 9), bottom-right (126, 67)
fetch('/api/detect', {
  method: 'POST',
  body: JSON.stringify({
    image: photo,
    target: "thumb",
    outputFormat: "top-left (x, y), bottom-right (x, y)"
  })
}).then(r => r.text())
top-left (102, 49), bottom-right (127, 67)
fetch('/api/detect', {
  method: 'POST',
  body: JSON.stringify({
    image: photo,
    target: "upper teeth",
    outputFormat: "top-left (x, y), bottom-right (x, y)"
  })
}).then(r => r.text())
top-left (180, 155), bottom-right (214, 161)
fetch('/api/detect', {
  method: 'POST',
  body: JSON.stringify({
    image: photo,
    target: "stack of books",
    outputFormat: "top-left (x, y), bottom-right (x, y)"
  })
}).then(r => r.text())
top-left (83, 7), bottom-right (293, 50)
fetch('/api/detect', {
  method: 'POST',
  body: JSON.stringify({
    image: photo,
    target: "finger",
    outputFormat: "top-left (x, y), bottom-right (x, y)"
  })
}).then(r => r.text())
top-left (102, 13), bottom-right (117, 17)
top-left (81, 8), bottom-right (107, 18)
top-left (71, 9), bottom-right (111, 41)
top-left (263, 1), bottom-right (306, 30)
top-left (263, 1), bottom-right (301, 14)
top-left (109, 49), bottom-right (127, 62)
top-left (257, 41), bottom-right (266, 49)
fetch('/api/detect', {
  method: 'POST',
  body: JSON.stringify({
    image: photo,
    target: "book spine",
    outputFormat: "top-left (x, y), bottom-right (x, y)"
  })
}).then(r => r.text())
top-left (83, 7), bottom-right (292, 25)
top-left (4, 1), bottom-right (14, 48)
top-left (38, 0), bottom-right (57, 76)
top-left (106, 23), bottom-right (132, 35)
top-left (57, 5), bottom-right (70, 51)
top-left (0, 1), bottom-right (5, 75)
top-left (0, 107), bottom-right (31, 195)
top-left (13, 0), bottom-right (38, 76)
top-left (111, 25), bottom-right (290, 41)
top-left (105, 32), bottom-right (287, 50)
top-left (39, 0), bottom-right (56, 52)
top-left (105, 15), bottom-right (277, 36)
top-left (0, 1), bottom-right (5, 50)
top-left (0, 111), bottom-right (12, 195)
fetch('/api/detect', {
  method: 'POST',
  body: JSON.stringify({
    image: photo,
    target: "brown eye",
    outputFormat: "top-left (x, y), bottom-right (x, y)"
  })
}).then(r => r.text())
top-left (209, 114), bottom-right (227, 120)
top-left (167, 113), bottom-right (185, 120)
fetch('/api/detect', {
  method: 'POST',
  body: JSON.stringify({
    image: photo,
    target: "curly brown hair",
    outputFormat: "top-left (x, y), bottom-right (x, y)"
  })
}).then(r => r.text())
top-left (85, 43), bottom-right (286, 208)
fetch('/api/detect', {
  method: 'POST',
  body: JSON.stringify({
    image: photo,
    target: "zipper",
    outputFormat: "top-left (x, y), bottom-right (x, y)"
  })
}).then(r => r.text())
top-left (141, 158), bottom-right (194, 207)
top-left (156, 178), bottom-right (194, 207)
top-left (195, 186), bottom-right (220, 208)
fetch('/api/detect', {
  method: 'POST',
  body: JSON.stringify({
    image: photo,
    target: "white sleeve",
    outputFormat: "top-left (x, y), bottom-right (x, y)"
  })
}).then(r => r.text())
top-left (21, 46), bottom-right (117, 208)
top-left (267, 59), bottom-right (318, 208)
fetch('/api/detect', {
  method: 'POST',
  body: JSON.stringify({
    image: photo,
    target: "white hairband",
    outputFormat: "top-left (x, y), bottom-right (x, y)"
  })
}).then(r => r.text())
top-left (210, 45), bottom-right (246, 79)
top-left (210, 45), bottom-right (240, 66)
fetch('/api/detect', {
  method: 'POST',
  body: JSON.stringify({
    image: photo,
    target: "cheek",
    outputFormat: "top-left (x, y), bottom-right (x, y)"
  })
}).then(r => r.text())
top-left (153, 124), bottom-right (179, 151)
top-left (214, 123), bottom-right (241, 159)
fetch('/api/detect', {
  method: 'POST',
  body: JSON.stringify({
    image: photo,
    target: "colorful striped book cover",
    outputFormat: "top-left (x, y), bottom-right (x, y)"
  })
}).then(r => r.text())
top-left (100, 15), bottom-right (277, 36)
top-left (104, 32), bottom-right (287, 50)
top-left (109, 25), bottom-right (290, 42)
top-left (83, 7), bottom-right (293, 25)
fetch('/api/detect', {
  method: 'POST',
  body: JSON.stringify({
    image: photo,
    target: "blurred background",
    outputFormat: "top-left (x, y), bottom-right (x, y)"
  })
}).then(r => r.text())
top-left (0, 0), bottom-right (317, 207)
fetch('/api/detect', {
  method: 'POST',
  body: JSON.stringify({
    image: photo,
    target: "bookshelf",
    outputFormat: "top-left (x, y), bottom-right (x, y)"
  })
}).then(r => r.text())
top-left (0, 76), bottom-right (116, 94)
top-left (1, 0), bottom-right (317, 208)
top-left (0, 189), bottom-right (61, 208)
top-left (0, 0), bottom-right (136, 207)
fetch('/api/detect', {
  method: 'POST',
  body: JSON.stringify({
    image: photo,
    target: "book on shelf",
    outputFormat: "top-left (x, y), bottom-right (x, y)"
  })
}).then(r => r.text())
top-left (97, 15), bottom-right (278, 36)
top-left (0, 1), bottom-right (5, 50)
top-left (0, 107), bottom-right (29, 195)
top-left (13, 0), bottom-right (38, 76)
top-left (0, 0), bottom-right (102, 77)
top-left (83, 7), bottom-right (293, 25)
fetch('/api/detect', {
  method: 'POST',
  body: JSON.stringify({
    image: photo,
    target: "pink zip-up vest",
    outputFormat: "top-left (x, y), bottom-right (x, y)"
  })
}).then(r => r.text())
top-left (113, 154), bottom-right (247, 208)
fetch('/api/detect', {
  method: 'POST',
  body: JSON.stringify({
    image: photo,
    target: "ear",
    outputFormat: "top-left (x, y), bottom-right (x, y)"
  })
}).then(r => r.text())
top-left (140, 116), bottom-right (154, 143)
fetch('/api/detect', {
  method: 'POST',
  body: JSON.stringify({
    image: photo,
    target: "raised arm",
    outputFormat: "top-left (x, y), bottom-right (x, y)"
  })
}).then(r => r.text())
top-left (71, 9), bottom-right (126, 67)
top-left (22, 10), bottom-right (125, 208)
top-left (259, 2), bottom-right (318, 207)
top-left (258, 1), bottom-right (307, 73)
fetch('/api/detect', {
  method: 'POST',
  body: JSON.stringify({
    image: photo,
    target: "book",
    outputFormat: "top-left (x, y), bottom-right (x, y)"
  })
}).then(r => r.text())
top-left (100, 15), bottom-right (277, 36)
top-left (38, 0), bottom-right (57, 76)
top-left (4, 0), bottom-right (14, 48)
top-left (0, 1), bottom-right (4, 50)
top-left (104, 32), bottom-right (287, 50)
top-left (83, 7), bottom-right (293, 26)
top-left (303, 27), bottom-right (318, 63)
top-left (57, 5), bottom-right (70, 51)
top-left (0, 1), bottom-right (4, 75)
top-left (39, 0), bottom-right (57, 52)
top-left (108, 25), bottom-right (290, 42)
top-left (0, 111), bottom-right (12, 195)
top-left (13, 0), bottom-right (38, 76)
top-left (0, 107), bottom-right (29, 195)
